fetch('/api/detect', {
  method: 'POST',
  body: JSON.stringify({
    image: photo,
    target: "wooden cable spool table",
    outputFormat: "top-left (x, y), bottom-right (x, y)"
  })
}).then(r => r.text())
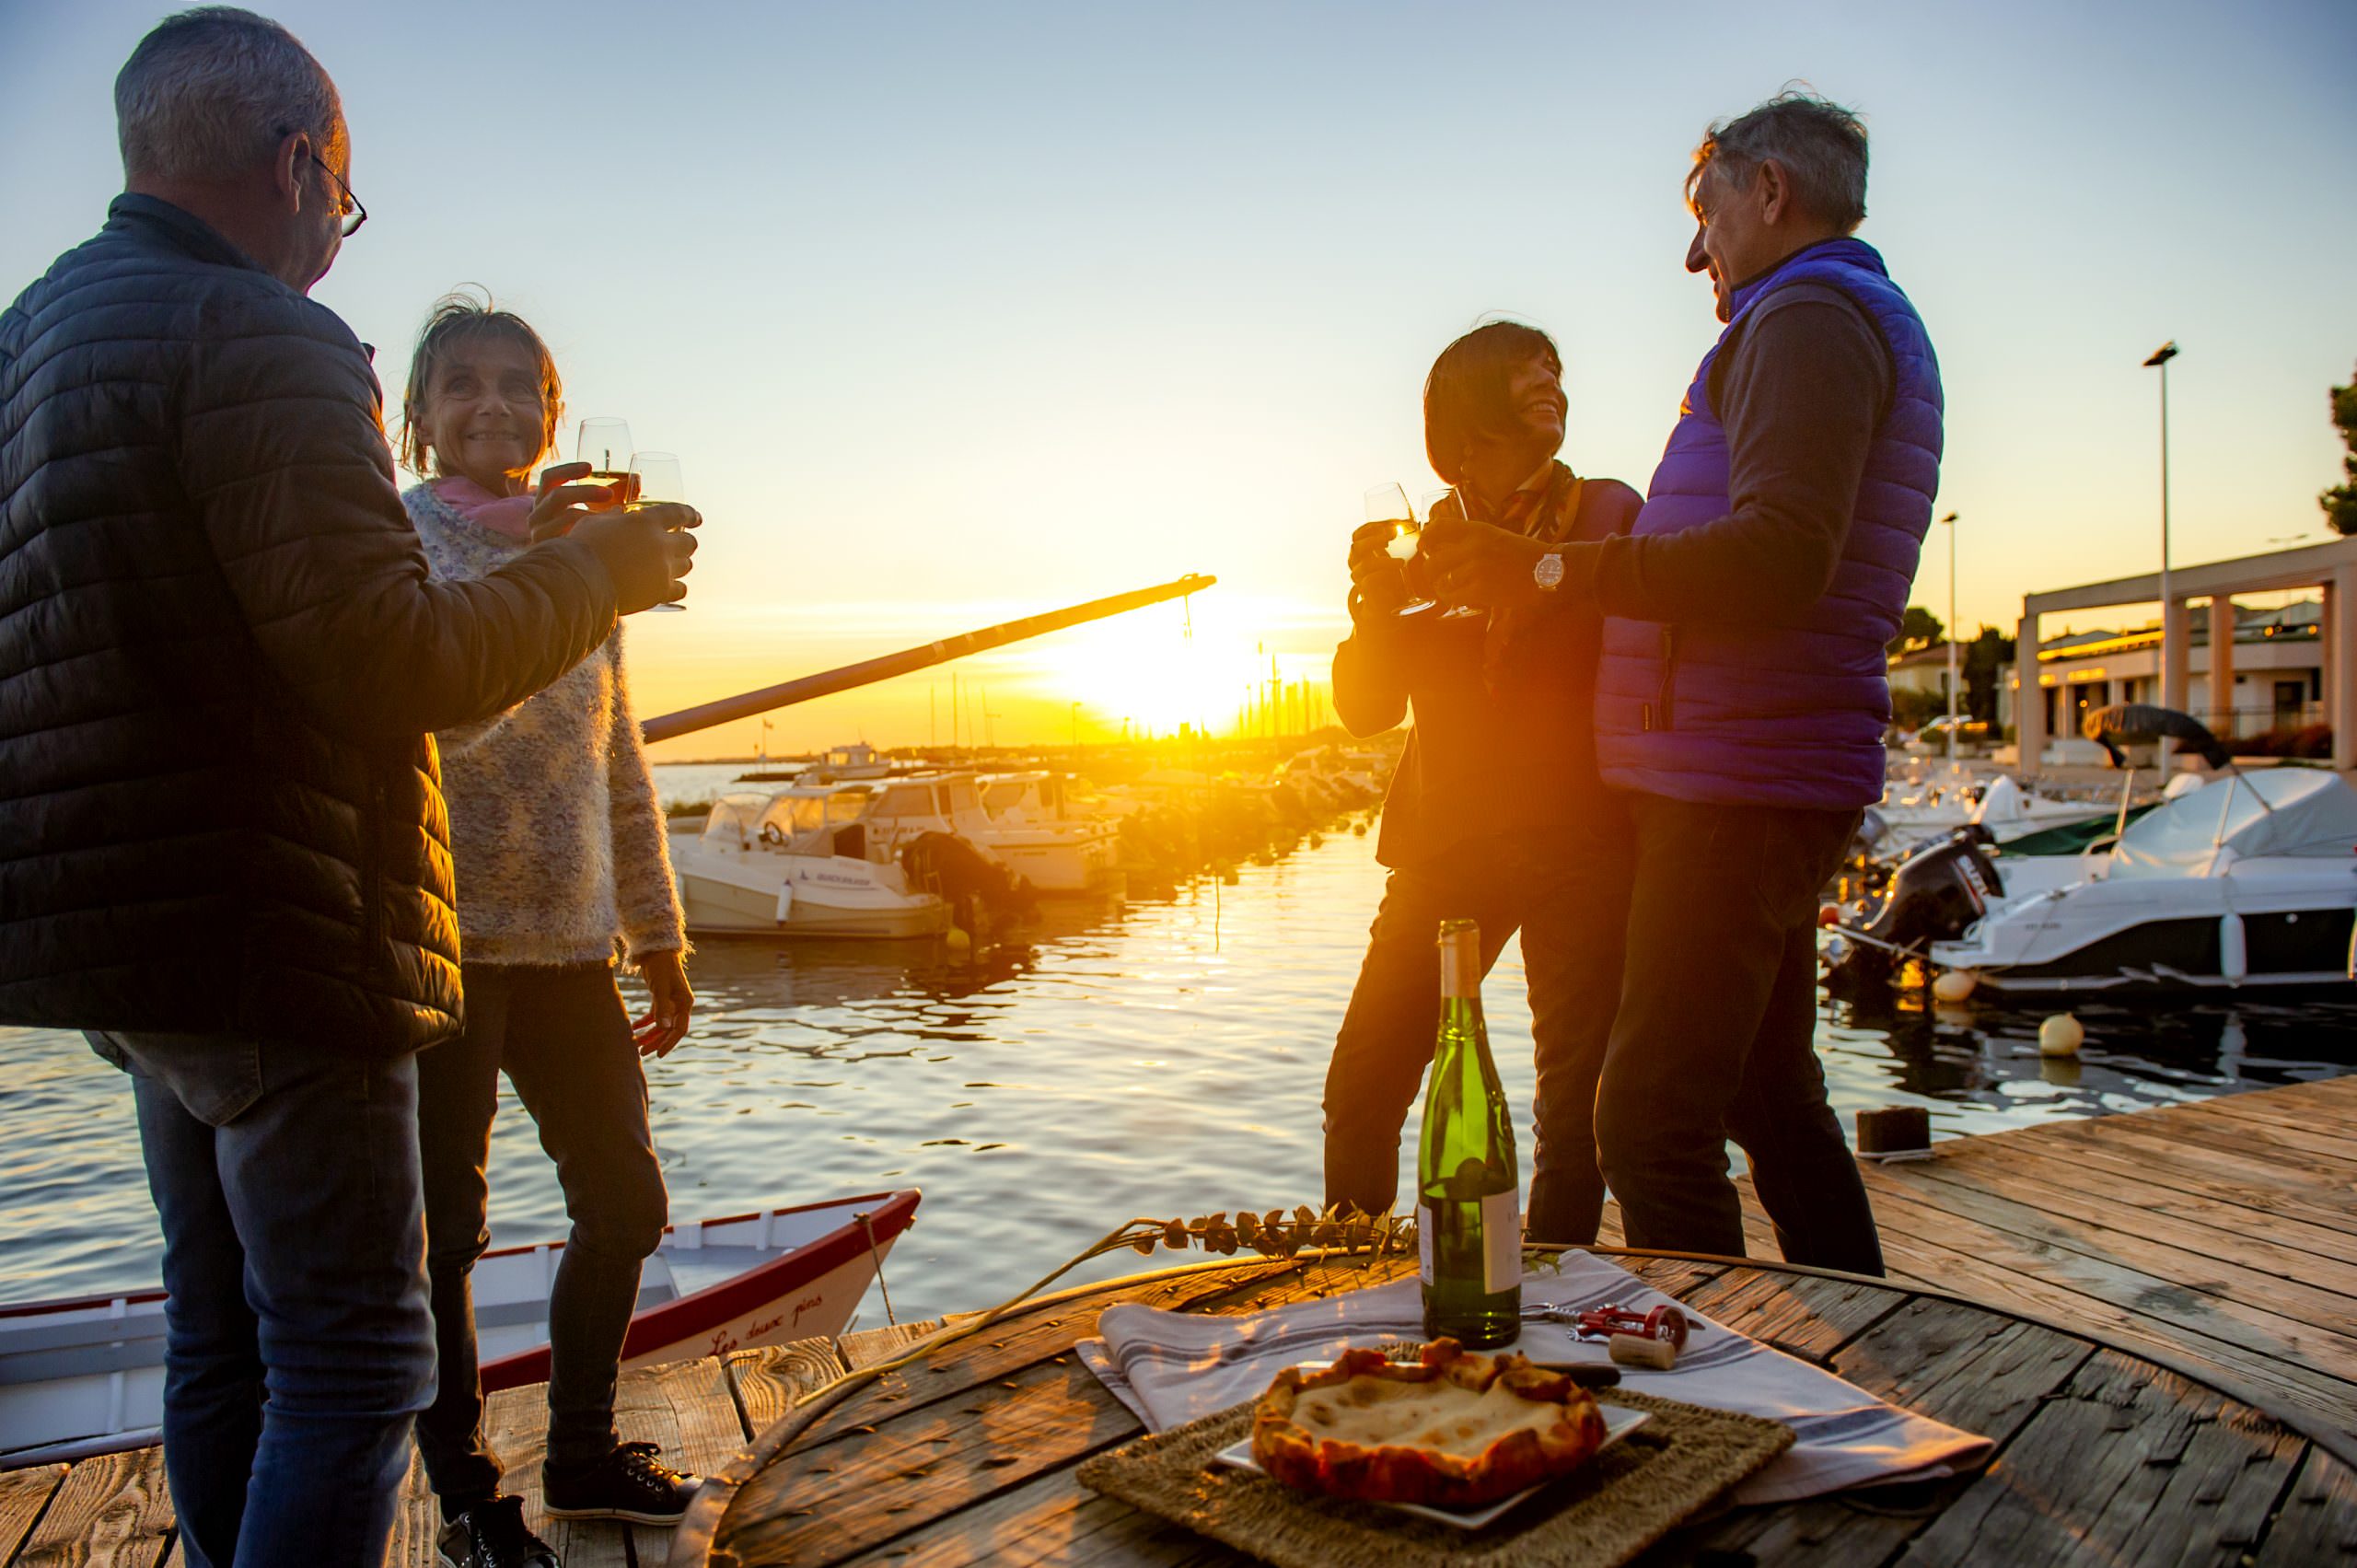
top-left (671, 1248), bottom-right (2357, 1567)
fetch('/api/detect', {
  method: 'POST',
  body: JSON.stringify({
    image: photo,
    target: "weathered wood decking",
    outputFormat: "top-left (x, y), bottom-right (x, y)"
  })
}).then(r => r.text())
top-left (3, 1073), bottom-right (2351, 1563)
top-left (1704, 1073), bottom-right (2357, 1453)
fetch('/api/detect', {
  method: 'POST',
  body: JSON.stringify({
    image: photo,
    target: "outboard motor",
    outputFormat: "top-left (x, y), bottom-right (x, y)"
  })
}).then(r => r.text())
top-left (1829, 828), bottom-right (2003, 987)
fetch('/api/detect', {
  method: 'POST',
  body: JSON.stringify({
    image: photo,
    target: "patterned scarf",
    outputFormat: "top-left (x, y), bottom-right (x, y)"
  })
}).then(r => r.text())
top-left (1476, 459), bottom-right (1587, 689)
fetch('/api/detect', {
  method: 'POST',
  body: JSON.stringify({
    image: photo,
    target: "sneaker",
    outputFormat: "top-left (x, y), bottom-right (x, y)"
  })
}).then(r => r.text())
top-left (437, 1495), bottom-right (559, 1568)
top-left (542, 1440), bottom-right (702, 1526)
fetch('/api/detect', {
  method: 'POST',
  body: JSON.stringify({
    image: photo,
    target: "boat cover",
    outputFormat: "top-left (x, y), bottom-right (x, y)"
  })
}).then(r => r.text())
top-left (2108, 769), bottom-right (2357, 879)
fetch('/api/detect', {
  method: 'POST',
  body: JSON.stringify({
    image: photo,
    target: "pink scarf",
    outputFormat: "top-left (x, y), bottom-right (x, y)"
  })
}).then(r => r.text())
top-left (426, 473), bottom-right (536, 542)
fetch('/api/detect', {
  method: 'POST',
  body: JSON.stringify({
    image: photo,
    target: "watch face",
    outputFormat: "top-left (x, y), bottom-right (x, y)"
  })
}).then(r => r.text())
top-left (1534, 552), bottom-right (1564, 589)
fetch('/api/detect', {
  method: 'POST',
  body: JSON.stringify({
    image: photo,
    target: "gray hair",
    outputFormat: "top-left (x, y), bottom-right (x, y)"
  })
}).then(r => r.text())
top-left (114, 7), bottom-right (342, 180)
top-left (1688, 89), bottom-right (1868, 232)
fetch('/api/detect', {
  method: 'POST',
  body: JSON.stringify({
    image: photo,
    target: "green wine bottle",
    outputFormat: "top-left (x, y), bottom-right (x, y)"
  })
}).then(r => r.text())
top-left (1417, 918), bottom-right (1521, 1348)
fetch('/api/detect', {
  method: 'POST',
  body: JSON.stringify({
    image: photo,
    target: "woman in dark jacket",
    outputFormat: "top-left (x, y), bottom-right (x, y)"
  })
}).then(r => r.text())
top-left (1323, 320), bottom-right (1639, 1244)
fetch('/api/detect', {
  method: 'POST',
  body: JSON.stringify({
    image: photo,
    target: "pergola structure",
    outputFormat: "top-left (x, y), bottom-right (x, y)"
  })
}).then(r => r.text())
top-left (2015, 535), bottom-right (2357, 772)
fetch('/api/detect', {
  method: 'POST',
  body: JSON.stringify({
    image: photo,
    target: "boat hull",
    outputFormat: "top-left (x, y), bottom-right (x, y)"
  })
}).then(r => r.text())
top-left (0, 1190), bottom-right (921, 1465)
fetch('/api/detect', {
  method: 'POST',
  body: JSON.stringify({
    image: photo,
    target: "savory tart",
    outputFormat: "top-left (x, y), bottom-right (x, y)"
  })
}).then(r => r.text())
top-left (1248, 1338), bottom-right (1609, 1511)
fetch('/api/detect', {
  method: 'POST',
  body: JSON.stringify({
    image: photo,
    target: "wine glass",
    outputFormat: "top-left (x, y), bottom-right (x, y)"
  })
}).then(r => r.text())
top-left (1366, 482), bottom-right (1434, 617)
top-left (574, 418), bottom-right (635, 510)
top-left (1420, 487), bottom-right (1485, 620)
top-left (630, 450), bottom-right (688, 612)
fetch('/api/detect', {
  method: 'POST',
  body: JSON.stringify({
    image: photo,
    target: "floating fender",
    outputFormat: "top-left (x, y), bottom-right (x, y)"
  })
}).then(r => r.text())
top-left (2220, 912), bottom-right (2247, 986)
top-left (2038, 1013), bottom-right (2084, 1058)
top-left (1931, 968), bottom-right (1979, 1003)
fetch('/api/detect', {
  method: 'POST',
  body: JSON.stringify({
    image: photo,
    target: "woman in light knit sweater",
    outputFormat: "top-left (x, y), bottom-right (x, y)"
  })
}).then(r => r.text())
top-left (396, 294), bottom-right (700, 1566)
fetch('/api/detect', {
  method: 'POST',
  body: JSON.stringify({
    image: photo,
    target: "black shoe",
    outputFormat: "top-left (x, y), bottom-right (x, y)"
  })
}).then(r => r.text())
top-left (437, 1495), bottom-right (559, 1568)
top-left (543, 1440), bottom-right (702, 1526)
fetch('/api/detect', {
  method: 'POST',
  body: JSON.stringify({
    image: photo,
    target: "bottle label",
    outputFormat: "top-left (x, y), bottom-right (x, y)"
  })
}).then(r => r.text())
top-left (1482, 1189), bottom-right (1520, 1295)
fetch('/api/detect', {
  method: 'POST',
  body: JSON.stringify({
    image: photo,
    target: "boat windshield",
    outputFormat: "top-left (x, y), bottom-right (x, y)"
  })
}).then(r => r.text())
top-left (876, 784), bottom-right (934, 819)
top-left (829, 789), bottom-right (878, 825)
top-left (749, 793), bottom-right (830, 842)
top-left (983, 781), bottom-right (1028, 814)
top-left (703, 793), bottom-right (771, 842)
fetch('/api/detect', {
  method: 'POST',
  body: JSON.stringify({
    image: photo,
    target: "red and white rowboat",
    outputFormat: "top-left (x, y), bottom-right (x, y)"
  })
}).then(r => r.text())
top-left (0, 1188), bottom-right (919, 1466)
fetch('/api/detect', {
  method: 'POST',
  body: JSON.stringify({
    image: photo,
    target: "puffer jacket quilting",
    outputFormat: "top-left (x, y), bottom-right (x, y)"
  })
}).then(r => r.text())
top-left (0, 196), bottom-right (620, 1055)
top-left (1594, 238), bottom-right (1944, 809)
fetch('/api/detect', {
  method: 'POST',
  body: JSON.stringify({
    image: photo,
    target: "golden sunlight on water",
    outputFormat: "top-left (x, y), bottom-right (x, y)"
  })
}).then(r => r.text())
top-left (2, 764), bottom-right (2351, 1323)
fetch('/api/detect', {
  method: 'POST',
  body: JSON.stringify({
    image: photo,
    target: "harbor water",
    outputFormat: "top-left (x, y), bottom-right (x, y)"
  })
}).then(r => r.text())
top-left (4, 761), bottom-right (2353, 1325)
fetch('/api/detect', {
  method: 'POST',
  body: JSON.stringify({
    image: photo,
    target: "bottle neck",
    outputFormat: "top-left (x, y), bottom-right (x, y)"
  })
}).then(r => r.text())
top-left (1438, 932), bottom-right (1480, 1000)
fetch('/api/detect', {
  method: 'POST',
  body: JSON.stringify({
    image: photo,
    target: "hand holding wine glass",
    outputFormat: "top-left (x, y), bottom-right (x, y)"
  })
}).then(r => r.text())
top-left (575, 417), bottom-right (639, 510)
top-left (629, 451), bottom-right (690, 612)
top-left (1418, 488), bottom-right (1488, 620)
top-left (1364, 482), bottom-right (1434, 617)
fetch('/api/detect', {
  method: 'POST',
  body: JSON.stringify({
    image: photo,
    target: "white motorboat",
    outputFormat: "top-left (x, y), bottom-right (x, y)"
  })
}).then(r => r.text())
top-left (805, 741), bottom-right (894, 780)
top-left (1876, 770), bottom-right (2111, 845)
top-left (1887, 768), bottom-right (2357, 997)
top-left (978, 772), bottom-right (1120, 893)
top-left (0, 1190), bottom-right (920, 1467)
top-left (670, 788), bottom-right (951, 939)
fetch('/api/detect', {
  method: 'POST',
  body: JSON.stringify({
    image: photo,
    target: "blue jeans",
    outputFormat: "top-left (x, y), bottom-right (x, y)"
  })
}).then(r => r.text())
top-left (96, 1031), bottom-right (437, 1568)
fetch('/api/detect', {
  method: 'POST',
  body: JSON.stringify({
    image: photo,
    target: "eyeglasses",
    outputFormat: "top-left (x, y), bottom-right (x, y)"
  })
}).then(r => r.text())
top-left (308, 153), bottom-right (367, 238)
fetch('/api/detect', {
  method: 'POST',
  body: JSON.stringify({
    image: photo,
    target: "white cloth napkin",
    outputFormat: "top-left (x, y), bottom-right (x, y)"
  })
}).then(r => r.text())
top-left (1075, 1252), bottom-right (1992, 1504)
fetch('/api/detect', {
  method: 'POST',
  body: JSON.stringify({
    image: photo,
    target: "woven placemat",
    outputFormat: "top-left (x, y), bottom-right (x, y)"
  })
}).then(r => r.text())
top-left (1075, 1391), bottom-right (1794, 1568)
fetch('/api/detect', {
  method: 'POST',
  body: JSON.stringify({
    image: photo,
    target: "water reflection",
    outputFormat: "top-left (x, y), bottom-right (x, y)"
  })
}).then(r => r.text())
top-left (3, 812), bottom-right (2353, 1319)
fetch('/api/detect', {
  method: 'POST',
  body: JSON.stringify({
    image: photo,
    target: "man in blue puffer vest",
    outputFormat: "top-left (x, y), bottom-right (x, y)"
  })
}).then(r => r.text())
top-left (1438, 92), bottom-right (1940, 1272)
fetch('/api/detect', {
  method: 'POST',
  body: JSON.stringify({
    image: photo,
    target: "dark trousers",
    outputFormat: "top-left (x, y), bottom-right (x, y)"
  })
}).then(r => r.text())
top-left (1322, 823), bottom-right (1632, 1244)
top-left (1595, 794), bottom-right (1884, 1274)
top-left (414, 964), bottom-right (668, 1508)
top-left (99, 1032), bottom-right (435, 1568)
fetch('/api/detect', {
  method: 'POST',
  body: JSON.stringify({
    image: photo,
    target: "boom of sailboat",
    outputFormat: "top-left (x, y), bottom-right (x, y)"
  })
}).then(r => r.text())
top-left (638, 573), bottom-right (1218, 746)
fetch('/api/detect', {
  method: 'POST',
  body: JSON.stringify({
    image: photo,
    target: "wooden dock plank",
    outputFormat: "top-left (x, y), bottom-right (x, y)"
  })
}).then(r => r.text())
top-left (0, 1466), bottom-right (66, 1565)
top-left (726, 1339), bottom-right (852, 1437)
top-left (2253, 1447), bottom-right (2357, 1565)
top-left (832, 1464), bottom-right (1202, 1568)
top-left (1678, 1270), bottom-right (1907, 1366)
top-left (1857, 1170), bottom-right (2357, 1381)
top-left (723, 1355), bottom-right (1138, 1568)
top-left (2020, 1113), bottom-right (2357, 1237)
top-left (1917, 1121), bottom-right (2357, 1254)
top-left (1821, 1196), bottom-right (2350, 1437)
top-left (1891, 1142), bottom-right (2357, 1298)
top-left (1688, 1297), bottom-right (2096, 1566)
top-left (1894, 1349), bottom-right (2305, 1568)
top-left (9, 1448), bottom-right (172, 1568)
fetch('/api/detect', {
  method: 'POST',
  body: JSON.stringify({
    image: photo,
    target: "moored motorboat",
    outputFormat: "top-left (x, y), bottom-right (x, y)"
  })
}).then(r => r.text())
top-left (670, 788), bottom-right (951, 939)
top-left (0, 1189), bottom-right (920, 1467)
top-left (1929, 766), bottom-right (2357, 997)
top-left (978, 772), bottom-right (1120, 893)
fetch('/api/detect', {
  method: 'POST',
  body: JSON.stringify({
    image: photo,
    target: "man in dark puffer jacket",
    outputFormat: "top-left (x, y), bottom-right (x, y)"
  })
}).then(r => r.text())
top-left (0, 10), bottom-right (695, 1564)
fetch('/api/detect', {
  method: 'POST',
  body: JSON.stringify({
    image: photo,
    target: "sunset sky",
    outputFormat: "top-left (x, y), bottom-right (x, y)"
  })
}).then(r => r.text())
top-left (5, 0), bottom-right (2352, 758)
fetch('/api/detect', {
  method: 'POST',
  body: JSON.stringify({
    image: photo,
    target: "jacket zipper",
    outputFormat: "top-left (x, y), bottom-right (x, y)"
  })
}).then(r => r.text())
top-left (1653, 627), bottom-right (1678, 731)
top-left (359, 765), bottom-right (388, 972)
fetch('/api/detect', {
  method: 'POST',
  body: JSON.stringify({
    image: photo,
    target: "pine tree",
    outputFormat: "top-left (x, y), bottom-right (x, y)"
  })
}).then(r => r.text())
top-left (2324, 365), bottom-right (2357, 537)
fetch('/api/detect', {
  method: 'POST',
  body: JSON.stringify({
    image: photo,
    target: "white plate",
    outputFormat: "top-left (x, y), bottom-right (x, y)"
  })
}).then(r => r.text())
top-left (1212, 1402), bottom-right (1652, 1531)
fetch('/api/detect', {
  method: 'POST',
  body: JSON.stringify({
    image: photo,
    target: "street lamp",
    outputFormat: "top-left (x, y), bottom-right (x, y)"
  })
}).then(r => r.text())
top-left (1939, 511), bottom-right (1959, 763)
top-left (2145, 341), bottom-right (2179, 711)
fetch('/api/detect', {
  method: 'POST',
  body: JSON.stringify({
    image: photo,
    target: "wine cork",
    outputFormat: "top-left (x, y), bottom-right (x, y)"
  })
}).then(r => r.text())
top-left (1608, 1332), bottom-right (1677, 1371)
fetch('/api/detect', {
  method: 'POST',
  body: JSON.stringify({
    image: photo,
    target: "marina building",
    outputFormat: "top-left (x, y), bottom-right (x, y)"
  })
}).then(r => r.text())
top-left (2002, 536), bottom-right (2357, 769)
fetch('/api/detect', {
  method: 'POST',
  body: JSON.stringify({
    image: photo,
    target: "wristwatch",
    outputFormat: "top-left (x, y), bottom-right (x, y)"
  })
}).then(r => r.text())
top-left (1533, 552), bottom-right (1565, 593)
